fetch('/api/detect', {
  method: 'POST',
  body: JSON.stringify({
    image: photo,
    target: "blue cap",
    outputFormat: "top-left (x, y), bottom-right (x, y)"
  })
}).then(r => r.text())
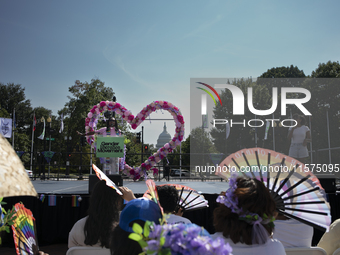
top-left (119, 198), bottom-right (162, 233)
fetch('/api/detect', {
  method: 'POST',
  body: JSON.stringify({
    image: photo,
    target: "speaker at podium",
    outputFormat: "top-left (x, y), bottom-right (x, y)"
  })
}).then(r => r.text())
top-left (88, 174), bottom-right (123, 194)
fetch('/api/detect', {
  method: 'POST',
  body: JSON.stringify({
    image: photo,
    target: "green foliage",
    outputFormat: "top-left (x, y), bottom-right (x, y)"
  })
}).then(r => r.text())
top-left (259, 65), bottom-right (306, 78)
top-left (311, 61), bottom-right (340, 78)
top-left (0, 198), bottom-right (17, 245)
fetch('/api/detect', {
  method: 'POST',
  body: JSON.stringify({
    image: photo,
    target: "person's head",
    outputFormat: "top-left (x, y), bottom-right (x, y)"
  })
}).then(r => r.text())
top-left (108, 117), bottom-right (116, 127)
top-left (110, 198), bottom-right (162, 255)
top-left (213, 177), bottom-right (277, 245)
top-left (84, 180), bottom-right (122, 248)
top-left (156, 185), bottom-right (179, 214)
top-left (293, 114), bottom-right (306, 125)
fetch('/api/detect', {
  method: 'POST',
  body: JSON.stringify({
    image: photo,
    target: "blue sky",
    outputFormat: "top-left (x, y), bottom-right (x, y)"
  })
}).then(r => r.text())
top-left (1, 0), bottom-right (339, 145)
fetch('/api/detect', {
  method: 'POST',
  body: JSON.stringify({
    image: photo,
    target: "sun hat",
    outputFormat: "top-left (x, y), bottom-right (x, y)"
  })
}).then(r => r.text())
top-left (119, 198), bottom-right (162, 233)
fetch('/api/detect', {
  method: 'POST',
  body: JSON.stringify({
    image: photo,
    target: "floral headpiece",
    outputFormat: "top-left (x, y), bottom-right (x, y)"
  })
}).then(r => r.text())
top-left (216, 174), bottom-right (275, 227)
top-left (129, 215), bottom-right (232, 255)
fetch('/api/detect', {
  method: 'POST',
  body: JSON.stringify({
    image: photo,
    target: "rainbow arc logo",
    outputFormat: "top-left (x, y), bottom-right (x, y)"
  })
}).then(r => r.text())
top-left (196, 82), bottom-right (222, 107)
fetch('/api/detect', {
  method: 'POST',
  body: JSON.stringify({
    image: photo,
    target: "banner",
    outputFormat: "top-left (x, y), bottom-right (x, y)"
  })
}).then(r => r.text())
top-left (42, 151), bottom-right (55, 163)
top-left (38, 118), bottom-right (45, 140)
top-left (59, 113), bottom-right (64, 133)
top-left (96, 136), bottom-right (125, 158)
top-left (0, 118), bottom-right (12, 138)
top-left (264, 120), bottom-right (270, 140)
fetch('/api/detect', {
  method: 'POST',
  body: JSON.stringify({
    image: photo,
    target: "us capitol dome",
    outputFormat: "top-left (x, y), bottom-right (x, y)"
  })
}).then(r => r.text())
top-left (156, 122), bottom-right (171, 150)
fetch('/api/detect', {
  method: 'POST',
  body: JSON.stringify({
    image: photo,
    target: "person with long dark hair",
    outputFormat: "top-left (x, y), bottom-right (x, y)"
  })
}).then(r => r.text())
top-left (212, 176), bottom-right (285, 254)
top-left (68, 180), bottom-right (135, 248)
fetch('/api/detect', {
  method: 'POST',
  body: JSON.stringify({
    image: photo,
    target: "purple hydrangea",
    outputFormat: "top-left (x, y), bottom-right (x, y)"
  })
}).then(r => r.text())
top-left (144, 223), bottom-right (232, 255)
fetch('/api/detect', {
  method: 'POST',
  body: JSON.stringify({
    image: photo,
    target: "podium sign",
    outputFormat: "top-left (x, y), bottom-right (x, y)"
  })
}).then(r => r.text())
top-left (96, 136), bottom-right (125, 158)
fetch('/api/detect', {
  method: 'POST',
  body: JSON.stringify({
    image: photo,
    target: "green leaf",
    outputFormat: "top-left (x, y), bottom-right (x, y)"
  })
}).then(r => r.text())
top-left (132, 223), bottom-right (143, 235)
top-left (160, 236), bottom-right (165, 246)
top-left (138, 240), bottom-right (148, 248)
top-left (143, 222), bottom-right (150, 237)
top-left (129, 233), bottom-right (142, 242)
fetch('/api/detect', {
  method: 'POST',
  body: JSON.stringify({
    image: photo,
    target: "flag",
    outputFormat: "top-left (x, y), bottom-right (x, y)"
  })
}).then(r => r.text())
top-left (48, 195), bottom-right (56, 206)
top-left (226, 121), bottom-right (230, 139)
top-left (0, 118), bottom-right (12, 138)
top-left (38, 117), bottom-right (45, 140)
top-left (33, 114), bottom-right (37, 131)
top-left (59, 113), bottom-right (64, 133)
top-left (264, 120), bottom-right (270, 140)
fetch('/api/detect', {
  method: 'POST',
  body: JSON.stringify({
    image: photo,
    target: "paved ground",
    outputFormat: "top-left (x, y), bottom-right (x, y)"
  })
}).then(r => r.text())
top-left (30, 178), bottom-right (229, 195)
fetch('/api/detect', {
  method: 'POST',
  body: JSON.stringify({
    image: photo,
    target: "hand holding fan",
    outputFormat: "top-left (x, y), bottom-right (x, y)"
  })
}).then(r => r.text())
top-left (11, 203), bottom-right (39, 255)
top-left (92, 164), bottom-right (123, 195)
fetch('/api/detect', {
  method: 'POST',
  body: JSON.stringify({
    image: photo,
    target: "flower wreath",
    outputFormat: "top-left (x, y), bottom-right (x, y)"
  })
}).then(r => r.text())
top-left (216, 174), bottom-right (275, 227)
top-left (85, 100), bottom-right (185, 180)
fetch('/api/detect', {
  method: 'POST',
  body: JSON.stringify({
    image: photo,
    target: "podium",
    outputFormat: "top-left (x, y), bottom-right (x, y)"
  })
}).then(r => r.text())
top-left (88, 174), bottom-right (123, 194)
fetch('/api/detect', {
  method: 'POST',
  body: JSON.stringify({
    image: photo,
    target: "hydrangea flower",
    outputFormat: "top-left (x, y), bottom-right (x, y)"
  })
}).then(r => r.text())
top-left (129, 220), bottom-right (232, 255)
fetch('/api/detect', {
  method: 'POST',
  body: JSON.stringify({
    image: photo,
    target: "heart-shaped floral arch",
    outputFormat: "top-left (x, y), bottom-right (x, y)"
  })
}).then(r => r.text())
top-left (85, 100), bottom-right (185, 180)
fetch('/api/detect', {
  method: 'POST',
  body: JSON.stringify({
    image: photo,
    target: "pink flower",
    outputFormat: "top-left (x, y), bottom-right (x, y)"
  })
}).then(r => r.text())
top-left (128, 115), bottom-right (134, 121)
top-left (90, 108), bottom-right (95, 114)
top-left (100, 101), bottom-right (106, 107)
top-left (177, 115), bottom-right (184, 124)
top-left (131, 124), bottom-right (137, 129)
top-left (114, 103), bottom-right (121, 109)
top-left (163, 101), bottom-right (169, 109)
top-left (88, 112), bottom-right (93, 118)
top-left (164, 143), bottom-right (170, 149)
top-left (160, 155), bottom-right (164, 159)
top-left (141, 163), bottom-right (146, 169)
top-left (130, 170), bottom-right (135, 175)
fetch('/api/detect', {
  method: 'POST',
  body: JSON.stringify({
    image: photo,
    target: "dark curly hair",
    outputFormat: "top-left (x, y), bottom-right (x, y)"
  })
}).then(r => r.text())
top-left (213, 178), bottom-right (277, 245)
top-left (84, 180), bottom-right (122, 248)
top-left (156, 185), bottom-right (179, 213)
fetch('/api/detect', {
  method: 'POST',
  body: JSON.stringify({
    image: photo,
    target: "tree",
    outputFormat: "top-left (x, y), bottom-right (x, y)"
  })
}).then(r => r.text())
top-left (259, 65), bottom-right (306, 78)
top-left (0, 83), bottom-right (34, 166)
top-left (210, 78), bottom-right (280, 154)
top-left (302, 61), bottom-right (340, 165)
top-left (311, 61), bottom-right (340, 78)
top-left (190, 127), bottom-right (218, 167)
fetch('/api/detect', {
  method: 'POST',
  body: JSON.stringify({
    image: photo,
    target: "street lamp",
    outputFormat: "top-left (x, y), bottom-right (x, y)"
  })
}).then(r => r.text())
top-left (64, 136), bottom-right (72, 176)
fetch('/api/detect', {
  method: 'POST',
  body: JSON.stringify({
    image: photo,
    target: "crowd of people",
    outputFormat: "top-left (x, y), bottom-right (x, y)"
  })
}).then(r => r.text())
top-left (66, 177), bottom-right (338, 255)
top-left (64, 112), bottom-right (337, 254)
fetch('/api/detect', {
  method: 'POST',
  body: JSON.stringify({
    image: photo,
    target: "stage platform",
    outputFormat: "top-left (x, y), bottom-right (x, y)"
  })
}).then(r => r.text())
top-left (31, 178), bottom-right (229, 195)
